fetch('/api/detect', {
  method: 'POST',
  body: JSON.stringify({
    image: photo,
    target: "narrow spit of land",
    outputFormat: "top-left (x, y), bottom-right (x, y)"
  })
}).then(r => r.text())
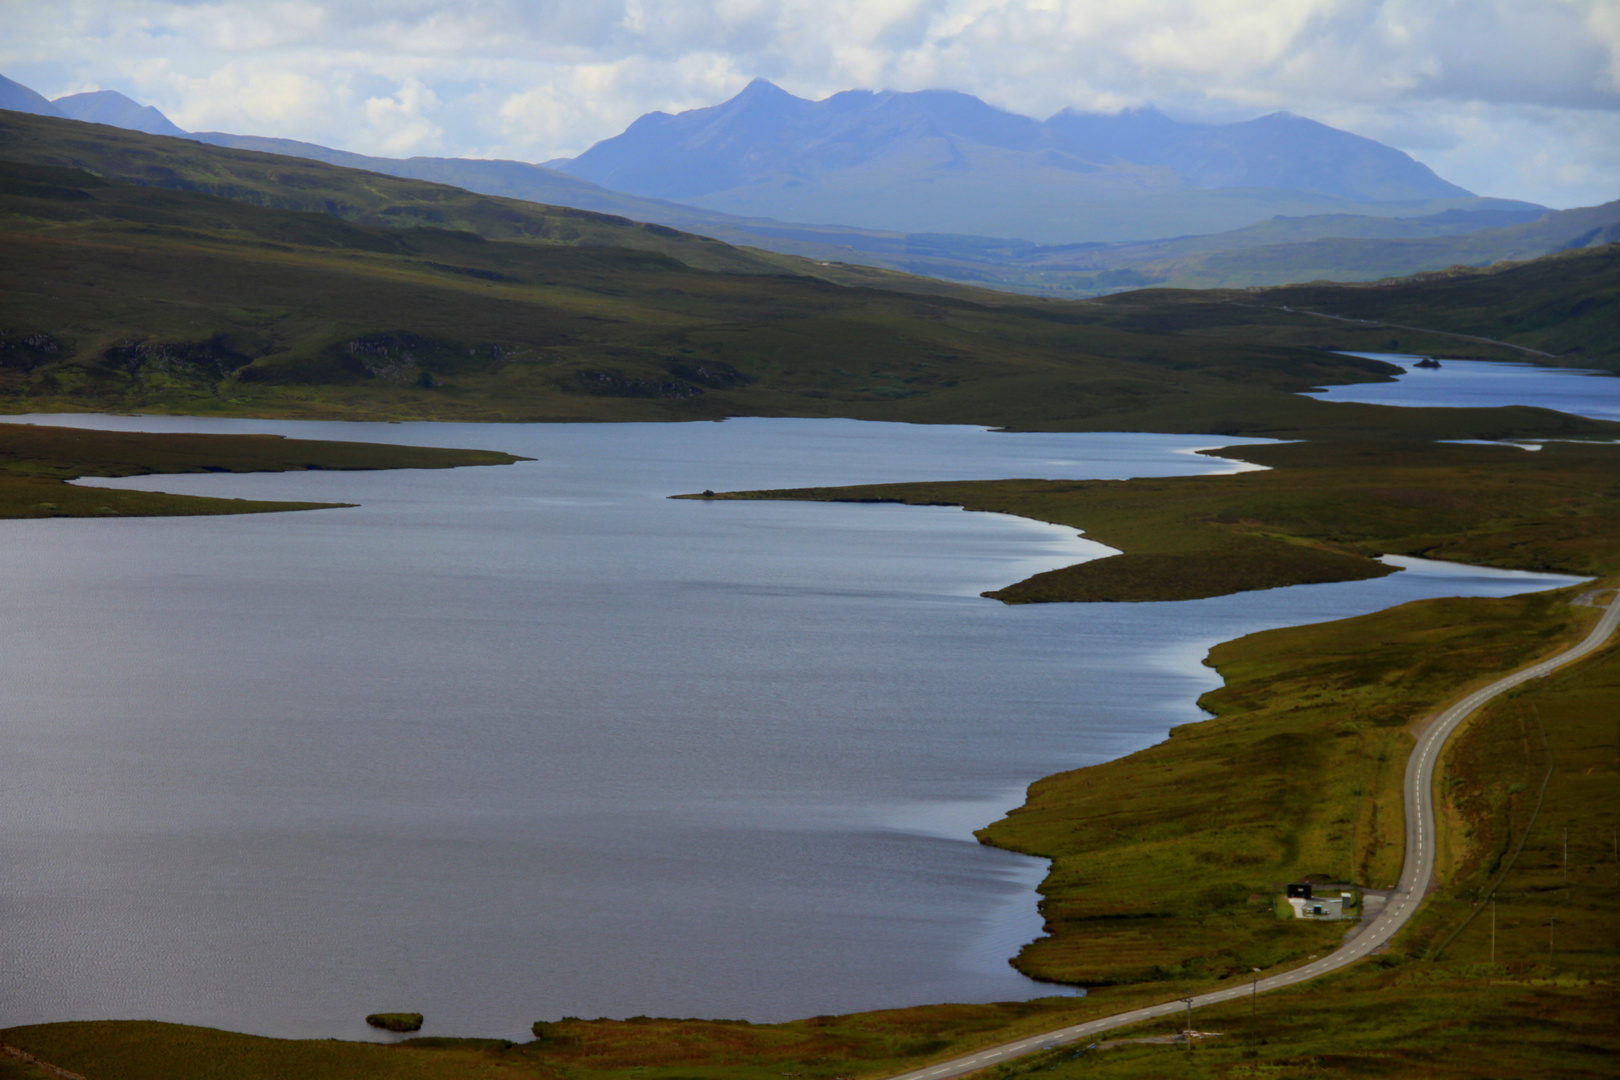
top-left (0, 420), bottom-right (528, 518)
top-left (880, 590), bottom-right (1620, 1080)
top-left (685, 438), bottom-right (1620, 602)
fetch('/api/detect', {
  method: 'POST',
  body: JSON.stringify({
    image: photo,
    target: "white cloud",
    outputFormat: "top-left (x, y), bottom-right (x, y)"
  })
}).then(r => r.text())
top-left (169, 65), bottom-right (338, 134)
top-left (361, 76), bottom-right (441, 155)
top-left (0, 0), bottom-right (1613, 206)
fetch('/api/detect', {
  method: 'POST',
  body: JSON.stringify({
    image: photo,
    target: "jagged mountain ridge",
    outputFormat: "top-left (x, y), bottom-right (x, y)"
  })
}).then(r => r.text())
top-left (555, 79), bottom-right (1170, 202)
top-left (1044, 105), bottom-right (1472, 202)
top-left (552, 79), bottom-right (1473, 240)
top-left (183, 130), bottom-right (1560, 293)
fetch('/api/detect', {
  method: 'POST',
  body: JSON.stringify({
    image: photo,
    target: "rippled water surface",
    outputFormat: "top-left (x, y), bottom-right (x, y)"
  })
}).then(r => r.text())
top-left (0, 409), bottom-right (1590, 1041)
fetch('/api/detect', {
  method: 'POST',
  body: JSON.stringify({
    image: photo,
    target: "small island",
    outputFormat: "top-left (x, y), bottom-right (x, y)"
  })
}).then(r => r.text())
top-left (365, 1013), bottom-right (424, 1034)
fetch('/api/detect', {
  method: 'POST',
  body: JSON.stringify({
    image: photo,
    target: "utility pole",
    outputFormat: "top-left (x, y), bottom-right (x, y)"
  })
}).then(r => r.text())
top-left (1548, 915), bottom-right (1559, 960)
top-left (1490, 900), bottom-right (1496, 963)
top-left (1563, 828), bottom-right (1569, 885)
top-left (1251, 969), bottom-right (1262, 1048)
top-left (1181, 997), bottom-right (1194, 1050)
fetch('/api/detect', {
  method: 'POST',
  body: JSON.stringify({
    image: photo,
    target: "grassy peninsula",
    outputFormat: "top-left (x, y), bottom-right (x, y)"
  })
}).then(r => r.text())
top-left (0, 420), bottom-right (526, 518)
top-left (976, 600), bottom-right (1620, 1078)
top-left (981, 586), bottom-right (1605, 985)
top-left (684, 439), bottom-right (1620, 602)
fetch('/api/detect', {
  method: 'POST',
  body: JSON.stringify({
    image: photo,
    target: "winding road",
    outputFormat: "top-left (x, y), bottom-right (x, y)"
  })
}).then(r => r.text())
top-left (1288, 308), bottom-right (1557, 359)
top-left (885, 589), bottom-right (1619, 1080)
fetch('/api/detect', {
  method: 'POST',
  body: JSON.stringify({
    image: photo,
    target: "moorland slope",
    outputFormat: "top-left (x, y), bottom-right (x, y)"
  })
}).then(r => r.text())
top-left (2, 113), bottom-right (1616, 430)
top-left (7, 76), bottom-right (1596, 298)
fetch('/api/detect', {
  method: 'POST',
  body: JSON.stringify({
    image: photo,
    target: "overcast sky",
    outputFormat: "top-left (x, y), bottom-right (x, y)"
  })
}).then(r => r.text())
top-left (4, 0), bottom-right (1617, 208)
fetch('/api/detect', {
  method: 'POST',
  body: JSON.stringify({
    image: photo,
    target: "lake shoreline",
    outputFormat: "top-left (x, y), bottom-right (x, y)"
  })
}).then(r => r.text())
top-left (4, 575), bottom-right (1612, 1080)
top-left (1, 355), bottom-right (1614, 1048)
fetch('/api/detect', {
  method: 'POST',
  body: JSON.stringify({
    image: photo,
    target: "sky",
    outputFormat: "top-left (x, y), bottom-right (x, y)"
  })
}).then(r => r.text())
top-left (3, 0), bottom-right (1617, 209)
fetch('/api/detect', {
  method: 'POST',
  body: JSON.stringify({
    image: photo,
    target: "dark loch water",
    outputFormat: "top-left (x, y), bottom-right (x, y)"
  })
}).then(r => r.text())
top-left (1309, 354), bottom-right (1619, 422)
top-left (0, 403), bottom-right (1591, 1042)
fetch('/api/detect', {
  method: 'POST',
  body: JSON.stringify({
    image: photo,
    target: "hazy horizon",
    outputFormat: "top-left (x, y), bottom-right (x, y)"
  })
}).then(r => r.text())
top-left (2, 2), bottom-right (1615, 210)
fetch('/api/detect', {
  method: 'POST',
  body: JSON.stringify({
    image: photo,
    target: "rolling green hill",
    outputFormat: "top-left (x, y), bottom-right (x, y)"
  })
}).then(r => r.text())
top-left (190, 129), bottom-right (1565, 298)
top-left (0, 109), bottom-right (793, 275)
top-left (1, 108), bottom-right (1614, 433)
top-left (0, 106), bottom-right (1004, 300)
top-left (13, 105), bottom-right (1612, 303)
top-left (1072, 199), bottom-right (1620, 290)
top-left (1, 155), bottom-right (1612, 439)
top-left (13, 104), bottom-right (1600, 302)
top-left (1253, 243), bottom-right (1620, 369)
top-left (879, 199), bottom-right (1619, 296)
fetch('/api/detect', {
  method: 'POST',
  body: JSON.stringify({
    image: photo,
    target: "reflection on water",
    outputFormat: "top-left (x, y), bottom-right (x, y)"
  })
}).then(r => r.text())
top-left (0, 416), bottom-right (1588, 1041)
top-left (1309, 354), bottom-right (1619, 422)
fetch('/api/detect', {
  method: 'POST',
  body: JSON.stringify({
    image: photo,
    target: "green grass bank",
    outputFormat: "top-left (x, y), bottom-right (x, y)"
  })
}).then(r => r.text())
top-left (685, 439), bottom-right (1620, 602)
top-left (0, 421), bottom-right (527, 518)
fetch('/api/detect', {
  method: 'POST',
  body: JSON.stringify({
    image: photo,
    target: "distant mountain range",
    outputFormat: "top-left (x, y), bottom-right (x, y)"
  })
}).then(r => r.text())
top-left (0, 73), bottom-right (62, 118)
top-left (4, 71), bottom-right (1618, 295)
top-left (552, 79), bottom-right (1476, 241)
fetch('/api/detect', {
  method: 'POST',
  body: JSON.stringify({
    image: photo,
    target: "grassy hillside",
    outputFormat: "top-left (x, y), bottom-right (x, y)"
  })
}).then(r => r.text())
top-left (979, 586), bottom-right (1605, 986)
top-left (1255, 242), bottom-right (1620, 369)
top-left (17, 106), bottom-right (1614, 302)
top-left (1060, 242), bottom-right (1620, 375)
top-left (0, 109), bottom-right (783, 275)
top-left (5, 102), bottom-right (1565, 302)
top-left (1, 149), bottom-right (1614, 433)
top-left (184, 130), bottom-right (1002, 276)
top-left (0, 108), bottom-right (1020, 301)
top-left (972, 604), bottom-right (1620, 1078)
top-left (1037, 199), bottom-right (1620, 293)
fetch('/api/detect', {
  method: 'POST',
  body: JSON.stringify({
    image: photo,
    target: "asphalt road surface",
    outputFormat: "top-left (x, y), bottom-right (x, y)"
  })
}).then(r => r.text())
top-left (885, 589), bottom-right (1620, 1080)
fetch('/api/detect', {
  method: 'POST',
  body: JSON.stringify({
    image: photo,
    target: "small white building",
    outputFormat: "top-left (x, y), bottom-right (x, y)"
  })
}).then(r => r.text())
top-left (1286, 891), bottom-right (1354, 920)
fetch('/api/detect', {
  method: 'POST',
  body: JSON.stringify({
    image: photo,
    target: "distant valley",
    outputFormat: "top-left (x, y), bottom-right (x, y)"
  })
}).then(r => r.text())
top-left (1, 106), bottom-right (1616, 433)
top-left (5, 73), bottom-right (1618, 297)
